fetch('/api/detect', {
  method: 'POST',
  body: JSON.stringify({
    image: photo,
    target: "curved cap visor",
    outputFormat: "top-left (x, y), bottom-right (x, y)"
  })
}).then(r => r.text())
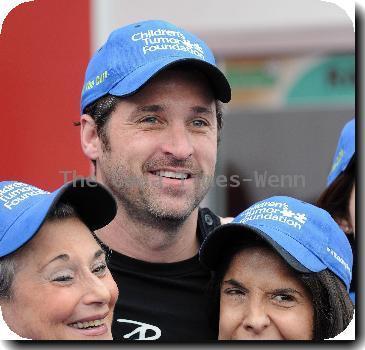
top-left (199, 223), bottom-right (326, 274)
top-left (109, 57), bottom-right (231, 103)
top-left (56, 179), bottom-right (117, 231)
top-left (0, 180), bottom-right (117, 257)
top-left (327, 118), bottom-right (355, 186)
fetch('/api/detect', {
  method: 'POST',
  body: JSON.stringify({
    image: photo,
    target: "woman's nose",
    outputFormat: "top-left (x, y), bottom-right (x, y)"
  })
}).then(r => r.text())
top-left (241, 299), bottom-right (271, 334)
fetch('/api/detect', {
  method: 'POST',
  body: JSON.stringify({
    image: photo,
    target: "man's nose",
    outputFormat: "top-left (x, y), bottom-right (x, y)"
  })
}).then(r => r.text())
top-left (160, 124), bottom-right (194, 160)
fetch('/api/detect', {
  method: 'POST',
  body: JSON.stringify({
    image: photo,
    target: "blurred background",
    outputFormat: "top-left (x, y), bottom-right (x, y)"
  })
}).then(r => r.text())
top-left (0, 0), bottom-right (355, 216)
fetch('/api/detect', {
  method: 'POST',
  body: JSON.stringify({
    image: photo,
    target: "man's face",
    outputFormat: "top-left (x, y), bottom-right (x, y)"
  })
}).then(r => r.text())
top-left (95, 69), bottom-right (217, 222)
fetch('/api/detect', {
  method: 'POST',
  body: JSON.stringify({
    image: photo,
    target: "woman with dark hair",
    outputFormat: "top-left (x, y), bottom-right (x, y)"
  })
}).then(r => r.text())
top-left (317, 118), bottom-right (355, 302)
top-left (0, 179), bottom-right (119, 340)
top-left (200, 196), bottom-right (354, 340)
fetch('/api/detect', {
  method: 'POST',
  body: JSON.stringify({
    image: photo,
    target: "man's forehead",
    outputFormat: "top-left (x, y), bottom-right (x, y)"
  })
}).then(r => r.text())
top-left (152, 66), bottom-right (212, 85)
top-left (126, 68), bottom-right (215, 102)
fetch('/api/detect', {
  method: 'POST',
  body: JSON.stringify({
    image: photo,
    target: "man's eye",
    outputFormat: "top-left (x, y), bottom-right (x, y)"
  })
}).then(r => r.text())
top-left (191, 119), bottom-right (208, 128)
top-left (139, 116), bottom-right (159, 124)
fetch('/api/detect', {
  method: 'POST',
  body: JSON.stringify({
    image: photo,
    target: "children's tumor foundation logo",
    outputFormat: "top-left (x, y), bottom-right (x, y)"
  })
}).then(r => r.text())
top-left (0, 183), bottom-right (49, 210)
top-left (238, 201), bottom-right (308, 229)
top-left (132, 28), bottom-right (205, 59)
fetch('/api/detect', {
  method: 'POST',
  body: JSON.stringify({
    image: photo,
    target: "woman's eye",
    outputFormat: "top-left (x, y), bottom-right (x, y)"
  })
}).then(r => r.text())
top-left (224, 288), bottom-right (245, 296)
top-left (191, 119), bottom-right (208, 128)
top-left (93, 263), bottom-right (107, 276)
top-left (51, 274), bottom-right (73, 283)
top-left (272, 294), bottom-right (296, 304)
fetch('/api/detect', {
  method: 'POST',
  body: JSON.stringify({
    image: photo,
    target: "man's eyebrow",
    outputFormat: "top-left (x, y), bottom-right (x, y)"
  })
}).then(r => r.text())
top-left (135, 104), bottom-right (165, 113)
top-left (191, 106), bottom-right (214, 114)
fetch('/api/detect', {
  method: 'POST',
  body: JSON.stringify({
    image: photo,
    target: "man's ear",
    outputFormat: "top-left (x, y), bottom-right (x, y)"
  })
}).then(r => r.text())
top-left (336, 217), bottom-right (353, 234)
top-left (80, 114), bottom-right (100, 161)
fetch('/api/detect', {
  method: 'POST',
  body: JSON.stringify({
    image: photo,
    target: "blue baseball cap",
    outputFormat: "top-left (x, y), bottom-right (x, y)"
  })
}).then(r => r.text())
top-left (327, 118), bottom-right (355, 186)
top-left (80, 19), bottom-right (231, 113)
top-left (200, 196), bottom-right (353, 290)
top-left (0, 179), bottom-right (117, 257)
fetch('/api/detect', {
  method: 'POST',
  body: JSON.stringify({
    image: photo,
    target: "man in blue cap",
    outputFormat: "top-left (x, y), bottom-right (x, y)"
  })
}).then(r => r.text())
top-left (79, 20), bottom-right (231, 341)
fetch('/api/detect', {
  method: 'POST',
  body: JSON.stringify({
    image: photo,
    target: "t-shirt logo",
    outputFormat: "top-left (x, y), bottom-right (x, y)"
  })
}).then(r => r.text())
top-left (117, 319), bottom-right (161, 340)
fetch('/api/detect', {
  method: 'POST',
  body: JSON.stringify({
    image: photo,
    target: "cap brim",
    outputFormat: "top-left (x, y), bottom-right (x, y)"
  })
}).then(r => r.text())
top-left (109, 57), bottom-right (231, 103)
top-left (327, 154), bottom-right (355, 186)
top-left (0, 179), bottom-right (117, 257)
top-left (54, 179), bottom-right (117, 231)
top-left (199, 223), bottom-right (327, 274)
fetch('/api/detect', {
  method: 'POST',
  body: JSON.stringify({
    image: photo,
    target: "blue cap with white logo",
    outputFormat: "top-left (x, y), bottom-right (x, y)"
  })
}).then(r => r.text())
top-left (200, 196), bottom-right (353, 290)
top-left (327, 118), bottom-right (355, 186)
top-left (0, 179), bottom-right (117, 257)
top-left (80, 20), bottom-right (231, 113)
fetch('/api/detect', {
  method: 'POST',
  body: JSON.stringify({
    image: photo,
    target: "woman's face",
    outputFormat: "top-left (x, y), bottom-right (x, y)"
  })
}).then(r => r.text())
top-left (2, 217), bottom-right (118, 340)
top-left (218, 246), bottom-right (314, 340)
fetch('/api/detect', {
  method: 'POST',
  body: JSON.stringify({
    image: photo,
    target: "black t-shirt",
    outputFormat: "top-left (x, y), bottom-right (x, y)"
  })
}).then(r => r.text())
top-left (108, 208), bottom-right (220, 341)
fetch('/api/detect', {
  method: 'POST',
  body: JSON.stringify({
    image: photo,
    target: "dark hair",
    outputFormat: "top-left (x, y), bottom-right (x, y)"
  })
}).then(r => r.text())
top-left (208, 238), bottom-right (354, 340)
top-left (0, 255), bottom-right (16, 301)
top-left (47, 201), bottom-right (78, 221)
top-left (317, 158), bottom-right (356, 301)
top-left (83, 94), bottom-right (119, 155)
top-left (299, 270), bottom-right (353, 339)
top-left (317, 158), bottom-right (355, 225)
top-left (83, 65), bottom-right (225, 168)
